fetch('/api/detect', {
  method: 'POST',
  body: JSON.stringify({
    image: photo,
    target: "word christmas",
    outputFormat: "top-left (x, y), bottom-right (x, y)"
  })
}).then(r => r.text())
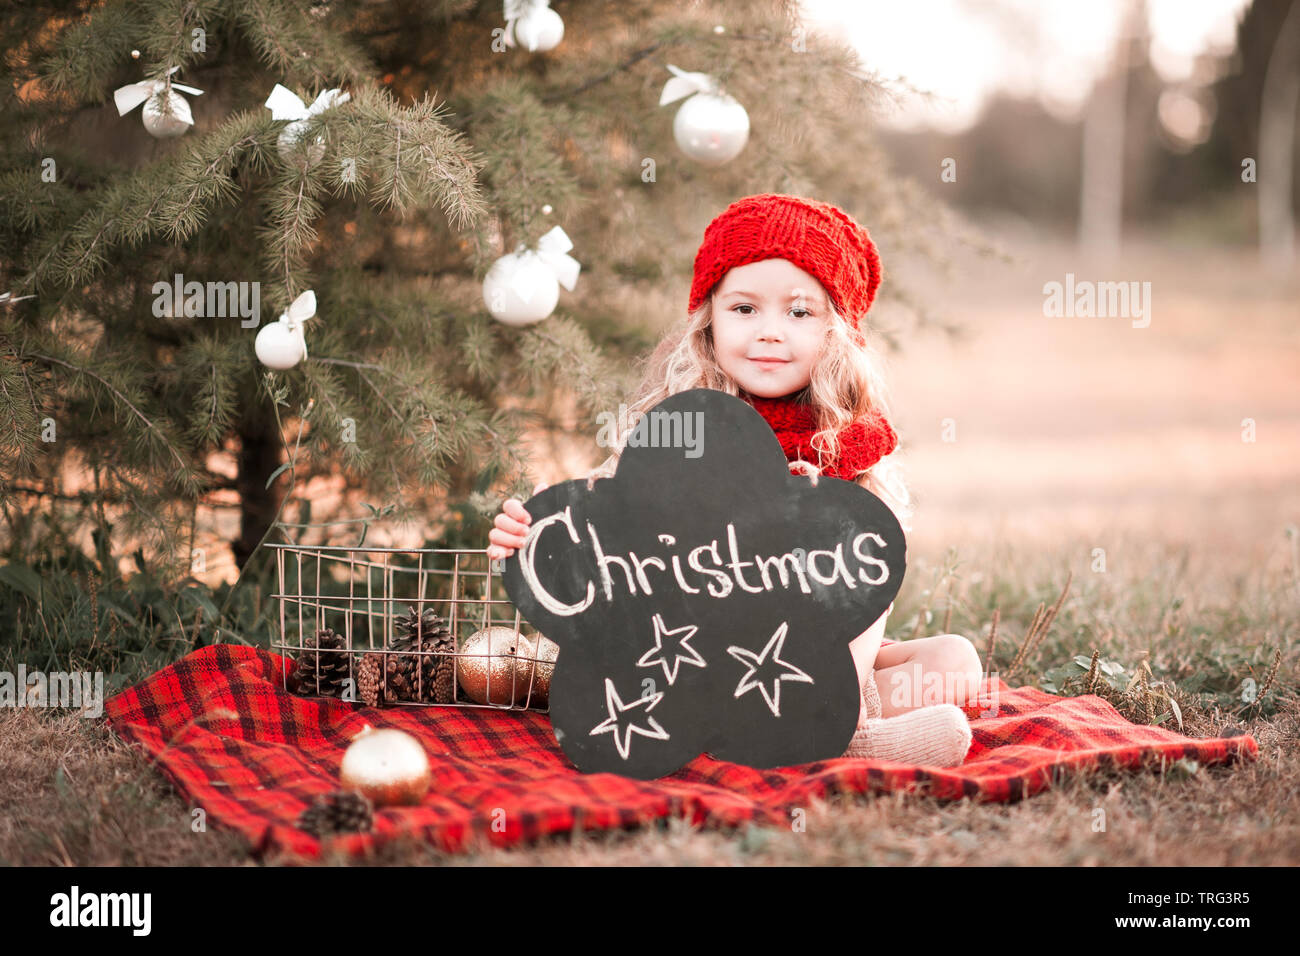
top-left (518, 510), bottom-right (891, 615)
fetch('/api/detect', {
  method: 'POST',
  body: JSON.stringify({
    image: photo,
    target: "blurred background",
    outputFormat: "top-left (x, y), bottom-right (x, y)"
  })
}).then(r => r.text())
top-left (793, 0), bottom-right (1299, 604)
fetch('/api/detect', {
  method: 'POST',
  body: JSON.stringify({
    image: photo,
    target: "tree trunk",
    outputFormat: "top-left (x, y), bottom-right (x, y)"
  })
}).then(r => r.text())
top-left (1078, 0), bottom-right (1139, 257)
top-left (233, 414), bottom-right (282, 571)
top-left (1259, 0), bottom-right (1300, 270)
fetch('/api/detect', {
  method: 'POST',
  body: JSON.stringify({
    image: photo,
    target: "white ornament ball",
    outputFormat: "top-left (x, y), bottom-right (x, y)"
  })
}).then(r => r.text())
top-left (141, 90), bottom-right (192, 138)
top-left (513, 6), bottom-right (564, 52)
top-left (482, 251), bottom-right (559, 325)
top-left (278, 120), bottom-right (326, 166)
top-left (255, 321), bottom-right (307, 370)
top-left (672, 92), bottom-right (750, 166)
top-left (339, 727), bottom-right (431, 807)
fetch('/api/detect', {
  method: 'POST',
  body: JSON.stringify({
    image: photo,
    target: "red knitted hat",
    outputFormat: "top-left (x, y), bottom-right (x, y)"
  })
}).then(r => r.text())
top-left (688, 193), bottom-right (883, 330)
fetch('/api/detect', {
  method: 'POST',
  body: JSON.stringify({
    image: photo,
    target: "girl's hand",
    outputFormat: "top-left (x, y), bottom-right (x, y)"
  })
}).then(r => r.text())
top-left (487, 481), bottom-right (548, 561)
top-left (790, 460), bottom-right (820, 486)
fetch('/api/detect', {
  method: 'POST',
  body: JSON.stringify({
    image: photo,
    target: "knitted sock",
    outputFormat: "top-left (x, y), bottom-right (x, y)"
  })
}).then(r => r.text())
top-left (844, 692), bottom-right (973, 768)
top-left (859, 670), bottom-right (882, 722)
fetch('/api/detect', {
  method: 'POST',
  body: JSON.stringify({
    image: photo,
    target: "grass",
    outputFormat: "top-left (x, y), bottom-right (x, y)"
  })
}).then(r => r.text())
top-left (2, 522), bottom-right (1296, 866)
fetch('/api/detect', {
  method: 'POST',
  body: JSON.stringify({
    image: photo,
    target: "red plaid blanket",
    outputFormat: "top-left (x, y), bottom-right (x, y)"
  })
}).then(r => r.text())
top-left (103, 644), bottom-right (1258, 860)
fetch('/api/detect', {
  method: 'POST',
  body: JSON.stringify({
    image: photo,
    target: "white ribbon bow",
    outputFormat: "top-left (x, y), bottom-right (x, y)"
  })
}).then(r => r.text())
top-left (277, 290), bottom-right (317, 362)
top-left (264, 84), bottom-right (351, 122)
top-left (510, 225), bottom-right (580, 300)
top-left (659, 64), bottom-right (722, 107)
top-left (114, 66), bottom-right (204, 122)
top-left (501, 0), bottom-right (551, 49)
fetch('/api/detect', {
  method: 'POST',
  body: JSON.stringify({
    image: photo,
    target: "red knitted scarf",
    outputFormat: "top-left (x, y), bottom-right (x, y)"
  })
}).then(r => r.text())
top-left (737, 388), bottom-right (898, 482)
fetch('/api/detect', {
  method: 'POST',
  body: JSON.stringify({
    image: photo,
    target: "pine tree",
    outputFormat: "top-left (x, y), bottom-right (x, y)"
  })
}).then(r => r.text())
top-left (0, 0), bottom-right (947, 587)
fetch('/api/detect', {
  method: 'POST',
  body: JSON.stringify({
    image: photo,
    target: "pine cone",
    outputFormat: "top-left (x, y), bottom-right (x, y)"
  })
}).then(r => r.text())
top-left (357, 653), bottom-right (383, 707)
top-left (296, 790), bottom-right (374, 837)
top-left (390, 604), bottom-right (457, 703)
top-left (292, 627), bottom-right (353, 697)
top-left (384, 654), bottom-right (416, 701)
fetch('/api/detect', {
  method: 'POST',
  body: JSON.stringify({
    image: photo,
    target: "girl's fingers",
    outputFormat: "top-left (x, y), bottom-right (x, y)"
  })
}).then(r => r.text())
top-left (489, 525), bottom-right (527, 548)
top-left (490, 485), bottom-right (548, 561)
top-left (493, 511), bottom-right (527, 535)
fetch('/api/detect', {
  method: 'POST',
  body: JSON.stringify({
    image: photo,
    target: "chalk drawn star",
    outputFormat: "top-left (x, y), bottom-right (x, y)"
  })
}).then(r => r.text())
top-left (727, 622), bottom-right (815, 717)
top-left (636, 613), bottom-right (707, 685)
top-left (589, 679), bottom-right (670, 761)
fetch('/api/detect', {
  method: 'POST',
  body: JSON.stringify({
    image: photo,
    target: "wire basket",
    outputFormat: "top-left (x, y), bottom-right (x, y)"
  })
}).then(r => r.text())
top-left (269, 543), bottom-right (551, 712)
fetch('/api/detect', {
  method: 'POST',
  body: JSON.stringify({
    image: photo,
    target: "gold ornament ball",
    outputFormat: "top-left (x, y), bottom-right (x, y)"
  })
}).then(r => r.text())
top-left (517, 634), bottom-right (559, 707)
top-left (458, 626), bottom-right (533, 705)
top-left (339, 726), bottom-right (431, 807)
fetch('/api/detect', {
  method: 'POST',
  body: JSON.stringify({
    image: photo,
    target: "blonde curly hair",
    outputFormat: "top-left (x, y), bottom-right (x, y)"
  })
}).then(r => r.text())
top-left (586, 296), bottom-right (913, 533)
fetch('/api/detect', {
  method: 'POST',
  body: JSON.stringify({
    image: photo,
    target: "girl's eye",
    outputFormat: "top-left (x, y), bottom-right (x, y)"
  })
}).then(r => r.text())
top-left (732, 305), bottom-right (814, 318)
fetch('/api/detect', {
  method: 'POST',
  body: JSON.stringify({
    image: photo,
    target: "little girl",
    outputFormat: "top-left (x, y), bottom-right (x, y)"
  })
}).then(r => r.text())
top-left (489, 193), bottom-right (982, 767)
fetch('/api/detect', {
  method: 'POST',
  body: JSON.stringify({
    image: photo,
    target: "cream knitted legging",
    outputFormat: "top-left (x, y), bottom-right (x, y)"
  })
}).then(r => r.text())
top-left (841, 671), bottom-right (973, 767)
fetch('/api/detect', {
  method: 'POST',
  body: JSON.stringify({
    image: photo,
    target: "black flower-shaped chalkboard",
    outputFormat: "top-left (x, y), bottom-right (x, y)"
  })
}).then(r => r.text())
top-left (502, 388), bottom-right (906, 779)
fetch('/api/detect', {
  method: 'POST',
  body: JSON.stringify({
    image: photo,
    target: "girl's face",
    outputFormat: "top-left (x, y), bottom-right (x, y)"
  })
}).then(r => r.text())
top-left (710, 258), bottom-right (831, 398)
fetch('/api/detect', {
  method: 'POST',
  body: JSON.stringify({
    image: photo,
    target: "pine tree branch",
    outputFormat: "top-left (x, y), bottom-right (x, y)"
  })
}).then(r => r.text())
top-left (160, 124), bottom-right (267, 242)
top-left (2, 482), bottom-right (95, 503)
top-left (24, 119), bottom-right (264, 297)
top-left (310, 356), bottom-right (385, 370)
top-left (260, 162), bottom-right (324, 306)
top-left (233, 0), bottom-right (373, 87)
top-left (0, 346), bottom-right (43, 476)
top-left (329, 86), bottom-right (488, 228)
top-left (141, 0), bottom-right (229, 78)
top-left (27, 350), bottom-right (194, 482)
top-left (2, 478), bottom-right (237, 503)
top-left (38, 0), bottom-right (142, 101)
top-left (175, 332), bottom-right (239, 447)
top-left (356, 367), bottom-right (402, 422)
top-left (539, 42), bottom-right (665, 105)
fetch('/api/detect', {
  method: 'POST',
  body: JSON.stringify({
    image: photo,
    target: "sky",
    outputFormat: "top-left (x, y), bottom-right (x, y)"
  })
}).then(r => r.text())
top-left (796, 0), bottom-right (1253, 132)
